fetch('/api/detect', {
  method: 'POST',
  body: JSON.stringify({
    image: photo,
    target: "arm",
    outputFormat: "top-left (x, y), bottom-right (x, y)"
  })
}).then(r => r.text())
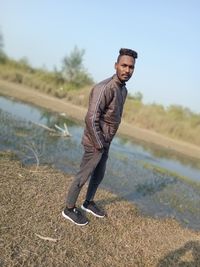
top-left (85, 84), bottom-right (112, 149)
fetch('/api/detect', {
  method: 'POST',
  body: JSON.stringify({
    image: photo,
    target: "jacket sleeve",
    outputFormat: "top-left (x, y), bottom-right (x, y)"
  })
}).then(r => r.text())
top-left (85, 84), bottom-right (112, 149)
top-left (108, 87), bottom-right (127, 141)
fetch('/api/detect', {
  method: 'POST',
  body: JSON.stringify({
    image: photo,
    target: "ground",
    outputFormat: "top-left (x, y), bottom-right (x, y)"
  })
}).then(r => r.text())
top-left (0, 152), bottom-right (200, 267)
top-left (1, 80), bottom-right (200, 266)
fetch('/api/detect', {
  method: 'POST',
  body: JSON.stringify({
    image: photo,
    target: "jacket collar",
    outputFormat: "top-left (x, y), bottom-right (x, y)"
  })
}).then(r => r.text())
top-left (112, 74), bottom-right (126, 87)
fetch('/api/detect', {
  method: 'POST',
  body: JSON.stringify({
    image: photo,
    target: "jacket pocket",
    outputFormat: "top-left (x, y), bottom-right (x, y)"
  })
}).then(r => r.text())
top-left (99, 121), bottom-right (108, 141)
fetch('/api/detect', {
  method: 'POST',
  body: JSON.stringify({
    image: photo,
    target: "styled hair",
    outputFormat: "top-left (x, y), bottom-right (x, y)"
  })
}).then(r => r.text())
top-left (117, 48), bottom-right (138, 62)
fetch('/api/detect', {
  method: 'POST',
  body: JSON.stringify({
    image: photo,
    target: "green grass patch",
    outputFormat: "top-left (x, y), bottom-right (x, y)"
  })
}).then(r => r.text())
top-left (141, 161), bottom-right (200, 192)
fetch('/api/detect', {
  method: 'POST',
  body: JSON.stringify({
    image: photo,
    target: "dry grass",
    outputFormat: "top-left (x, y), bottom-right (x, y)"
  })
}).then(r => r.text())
top-left (1, 151), bottom-right (200, 267)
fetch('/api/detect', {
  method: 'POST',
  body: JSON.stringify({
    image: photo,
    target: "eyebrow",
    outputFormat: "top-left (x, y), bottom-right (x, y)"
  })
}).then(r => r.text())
top-left (121, 63), bottom-right (134, 67)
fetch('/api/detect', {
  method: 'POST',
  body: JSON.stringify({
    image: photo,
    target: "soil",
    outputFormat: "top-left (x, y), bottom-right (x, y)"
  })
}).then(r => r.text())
top-left (1, 79), bottom-right (200, 160)
top-left (1, 151), bottom-right (200, 267)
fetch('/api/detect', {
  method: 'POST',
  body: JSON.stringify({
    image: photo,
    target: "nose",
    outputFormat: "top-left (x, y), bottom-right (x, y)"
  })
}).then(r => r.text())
top-left (125, 66), bottom-right (131, 73)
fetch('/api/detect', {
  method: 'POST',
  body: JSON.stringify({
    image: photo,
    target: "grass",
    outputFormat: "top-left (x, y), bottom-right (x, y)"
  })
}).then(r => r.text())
top-left (139, 161), bottom-right (200, 217)
top-left (141, 161), bottom-right (200, 192)
top-left (1, 151), bottom-right (200, 266)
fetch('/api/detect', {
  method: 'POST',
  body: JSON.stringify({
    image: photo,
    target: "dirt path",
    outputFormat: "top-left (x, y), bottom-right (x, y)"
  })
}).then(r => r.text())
top-left (1, 79), bottom-right (200, 160)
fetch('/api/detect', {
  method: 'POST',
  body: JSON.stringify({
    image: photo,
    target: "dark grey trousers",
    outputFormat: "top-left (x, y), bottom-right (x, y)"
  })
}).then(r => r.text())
top-left (66, 145), bottom-right (109, 207)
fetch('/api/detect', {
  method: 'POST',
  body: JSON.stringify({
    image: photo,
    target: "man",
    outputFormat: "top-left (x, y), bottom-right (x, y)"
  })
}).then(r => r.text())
top-left (62, 48), bottom-right (138, 225)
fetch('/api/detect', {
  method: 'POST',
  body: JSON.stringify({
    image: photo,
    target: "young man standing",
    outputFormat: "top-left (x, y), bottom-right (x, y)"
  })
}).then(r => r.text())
top-left (62, 48), bottom-right (138, 225)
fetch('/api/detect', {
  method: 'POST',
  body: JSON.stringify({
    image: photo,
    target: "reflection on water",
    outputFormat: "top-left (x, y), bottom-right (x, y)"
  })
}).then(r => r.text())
top-left (0, 95), bottom-right (48, 124)
top-left (114, 137), bottom-right (200, 182)
top-left (0, 95), bottom-right (200, 230)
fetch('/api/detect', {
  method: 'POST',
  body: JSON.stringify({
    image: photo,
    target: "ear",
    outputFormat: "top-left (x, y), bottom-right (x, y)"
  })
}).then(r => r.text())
top-left (114, 62), bottom-right (118, 70)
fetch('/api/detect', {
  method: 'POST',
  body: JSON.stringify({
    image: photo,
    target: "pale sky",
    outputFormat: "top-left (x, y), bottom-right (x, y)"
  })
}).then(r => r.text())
top-left (1, 0), bottom-right (200, 113)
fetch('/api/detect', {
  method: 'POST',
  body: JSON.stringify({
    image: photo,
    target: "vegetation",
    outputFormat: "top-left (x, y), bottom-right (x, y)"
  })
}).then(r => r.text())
top-left (0, 31), bottom-right (7, 64)
top-left (62, 46), bottom-right (93, 89)
top-left (0, 30), bottom-right (200, 146)
top-left (0, 36), bottom-right (93, 98)
top-left (141, 161), bottom-right (200, 192)
top-left (123, 99), bottom-right (200, 146)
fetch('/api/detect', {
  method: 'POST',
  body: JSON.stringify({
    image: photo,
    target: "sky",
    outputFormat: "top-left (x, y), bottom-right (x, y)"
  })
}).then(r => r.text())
top-left (1, 0), bottom-right (200, 113)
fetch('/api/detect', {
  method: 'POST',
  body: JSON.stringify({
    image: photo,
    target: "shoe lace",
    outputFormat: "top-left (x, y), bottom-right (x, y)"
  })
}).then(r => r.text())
top-left (73, 207), bottom-right (81, 215)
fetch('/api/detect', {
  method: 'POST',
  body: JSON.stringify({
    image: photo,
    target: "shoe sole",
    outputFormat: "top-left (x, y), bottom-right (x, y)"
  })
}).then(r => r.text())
top-left (81, 205), bottom-right (105, 218)
top-left (62, 211), bottom-right (88, 226)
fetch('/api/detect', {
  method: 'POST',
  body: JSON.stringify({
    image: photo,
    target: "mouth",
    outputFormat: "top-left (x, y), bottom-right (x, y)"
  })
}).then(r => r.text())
top-left (122, 75), bottom-right (130, 79)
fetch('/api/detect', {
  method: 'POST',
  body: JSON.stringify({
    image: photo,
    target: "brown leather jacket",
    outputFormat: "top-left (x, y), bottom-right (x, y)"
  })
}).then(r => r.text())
top-left (82, 74), bottom-right (127, 149)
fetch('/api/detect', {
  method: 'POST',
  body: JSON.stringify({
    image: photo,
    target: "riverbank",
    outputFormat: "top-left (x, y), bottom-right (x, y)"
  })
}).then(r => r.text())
top-left (1, 151), bottom-right (200, 266)
top-left (1, 79), bottom-right (200, 160)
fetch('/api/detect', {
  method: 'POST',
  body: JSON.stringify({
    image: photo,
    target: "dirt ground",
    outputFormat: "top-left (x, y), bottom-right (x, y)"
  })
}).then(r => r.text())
top-left (1, 151), bottom-right (200, 267)
top-left (1, 79), bottom-right (200, 160)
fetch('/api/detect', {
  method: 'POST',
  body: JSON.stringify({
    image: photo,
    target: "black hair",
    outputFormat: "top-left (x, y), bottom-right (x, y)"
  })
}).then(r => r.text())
top-left (117, 48), bottom-right (138, 62)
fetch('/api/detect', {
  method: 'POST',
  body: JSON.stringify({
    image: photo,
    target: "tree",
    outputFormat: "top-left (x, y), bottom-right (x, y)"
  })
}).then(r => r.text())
top-left (62, 46), bottom-right (93, 88)
top-left (0, 30), bottom-right (6, 63)
top-left (133, 92), bottom-right (143, 102)
top-left (0, 32), bottom-right (3, 51)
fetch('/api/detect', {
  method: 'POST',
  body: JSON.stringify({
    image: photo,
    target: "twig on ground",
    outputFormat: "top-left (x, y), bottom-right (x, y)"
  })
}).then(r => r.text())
top-left (35, 233), bottom-right (59, 242)
top-left (34, 122), bottom-right (71, 137)
top-left (34, 123), bottom-right (56, 132)
top-left (23, 144), bottom-right (39, 170)
top-left (55, 123), bottom-right (71, 137)
top-left (64, 123), bottom-right (71, 136)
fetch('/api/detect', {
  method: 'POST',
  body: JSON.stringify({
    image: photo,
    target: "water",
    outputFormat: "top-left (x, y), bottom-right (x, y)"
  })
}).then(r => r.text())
top-left (0, 96), bottom-right (48, 124)
top-left (0, 95), bottom-right (200, 230)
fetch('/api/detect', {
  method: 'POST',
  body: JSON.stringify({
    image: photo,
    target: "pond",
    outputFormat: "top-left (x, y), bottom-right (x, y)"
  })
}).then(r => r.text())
top-left (0, 95), bottom-right (200, 230)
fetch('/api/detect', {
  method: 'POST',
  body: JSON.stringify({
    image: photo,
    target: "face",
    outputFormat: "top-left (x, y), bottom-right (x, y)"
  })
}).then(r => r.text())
top-left (115, 55), bottom-right (135, 82)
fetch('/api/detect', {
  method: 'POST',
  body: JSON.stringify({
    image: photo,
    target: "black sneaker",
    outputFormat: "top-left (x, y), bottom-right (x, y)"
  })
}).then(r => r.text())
top-left (81, 201), bottom-right (105, 218)
top-left (62, 207), bottom-right (88, 226)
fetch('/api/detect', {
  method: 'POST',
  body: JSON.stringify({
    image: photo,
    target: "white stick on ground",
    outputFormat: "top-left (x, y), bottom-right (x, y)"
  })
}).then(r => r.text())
top-left (34, 123), bottom-right (56, 132)
top-left (55, 124), bottom-right (71, 137)
top-left (35, 233), bottom-right (59, 242)
top-left (23, 144), bottom-right (39, 170)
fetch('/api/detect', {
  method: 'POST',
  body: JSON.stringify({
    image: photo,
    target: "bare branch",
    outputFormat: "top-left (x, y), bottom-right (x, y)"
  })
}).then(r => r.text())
top-left (23, 144), bottom-right (39, 170)
top-left (34, 122), bottom-right (56, 132)
top-left (35, 233), bottom-right (59, 242)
